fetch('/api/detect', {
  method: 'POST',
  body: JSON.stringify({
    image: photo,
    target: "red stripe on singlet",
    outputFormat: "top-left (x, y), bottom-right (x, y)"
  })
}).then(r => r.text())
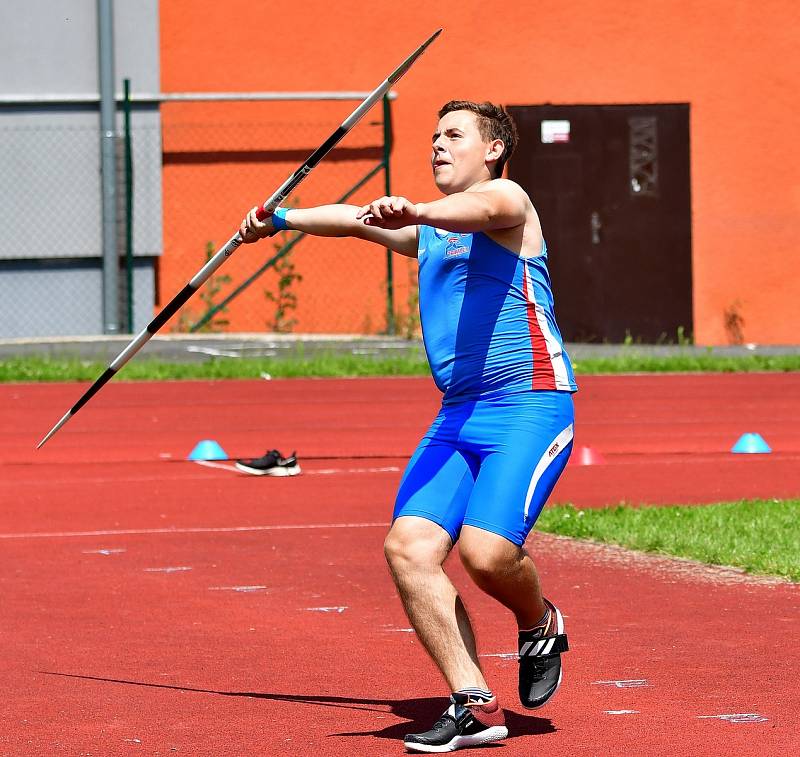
top-left (522, 265), bottom-right (557, 390)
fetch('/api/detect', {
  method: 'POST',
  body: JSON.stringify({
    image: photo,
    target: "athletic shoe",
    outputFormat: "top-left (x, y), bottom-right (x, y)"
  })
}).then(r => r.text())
top-left (518, 599), bottom-right (569, 709)
top-left (234, 449), bottom-right (301, 476)
top-left (403, 693), bottom-right (507, 753)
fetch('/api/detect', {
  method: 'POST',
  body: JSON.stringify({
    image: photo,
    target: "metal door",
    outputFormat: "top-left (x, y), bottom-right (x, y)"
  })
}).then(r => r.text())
top-left (507, 104), bottom-right (692, 342)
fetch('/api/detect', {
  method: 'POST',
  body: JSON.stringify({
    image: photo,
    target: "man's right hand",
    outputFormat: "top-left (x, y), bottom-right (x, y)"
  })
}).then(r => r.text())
top-left (239, 206), bottom-right (275, 243)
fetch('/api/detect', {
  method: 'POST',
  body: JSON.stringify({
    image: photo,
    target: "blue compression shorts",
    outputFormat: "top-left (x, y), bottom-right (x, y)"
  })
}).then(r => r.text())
top-left (393, 390), bottom-right (574, 546)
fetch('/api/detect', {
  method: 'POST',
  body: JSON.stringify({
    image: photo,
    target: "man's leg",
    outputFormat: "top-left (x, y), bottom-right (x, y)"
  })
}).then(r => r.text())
top-left (456, 430), bottom-right (573, 710)
top-left (457, 525), bottom-right (547, 629)
top-left (384, 515), bottom-right (488, 692)
top-left (458, 525), bottom-right (568, 711)
top-left (389, 416), bottom-right (509, 750)
top-left (455, 391), bottom-right (575, 710)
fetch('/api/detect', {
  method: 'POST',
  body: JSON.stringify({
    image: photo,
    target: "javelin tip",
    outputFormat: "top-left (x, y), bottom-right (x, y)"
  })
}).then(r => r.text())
top-left (387, 28), bottom-right (443, 84)
top-left (422, 28), bottom-right (443, 48)
top-left (36, 410), bottom-right (72, 449)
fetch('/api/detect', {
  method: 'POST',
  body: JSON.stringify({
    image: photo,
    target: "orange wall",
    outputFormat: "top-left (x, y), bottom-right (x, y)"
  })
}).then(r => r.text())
top-left (161, 0), bottom-right (800, 344)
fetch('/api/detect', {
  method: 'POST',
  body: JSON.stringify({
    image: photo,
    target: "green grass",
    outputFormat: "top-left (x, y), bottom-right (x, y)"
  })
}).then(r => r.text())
top-left (2, 349), bottom-right (800, 382)
top-left (536, 499), bottom-right (800, 581)
top-left (0, 352), bottom-right (431, 382)
top-left (572, 351), bottom-right (800, 374)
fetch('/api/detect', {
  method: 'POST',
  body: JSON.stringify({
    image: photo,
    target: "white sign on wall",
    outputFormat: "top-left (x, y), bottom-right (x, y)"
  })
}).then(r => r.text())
top-left (541, 120), bottom-right (571, 143)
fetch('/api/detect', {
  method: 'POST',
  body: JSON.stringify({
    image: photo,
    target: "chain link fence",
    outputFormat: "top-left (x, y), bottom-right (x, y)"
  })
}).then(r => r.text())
top-left (0, 94), bottom-right (420, 338)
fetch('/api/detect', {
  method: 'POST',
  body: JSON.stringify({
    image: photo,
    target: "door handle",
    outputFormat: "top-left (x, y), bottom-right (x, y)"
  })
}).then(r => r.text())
top-left (590, 211), bottom-right (602, 245)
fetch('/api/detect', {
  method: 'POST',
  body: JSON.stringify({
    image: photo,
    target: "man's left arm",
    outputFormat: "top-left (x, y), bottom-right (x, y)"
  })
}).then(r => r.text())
top-left (358, 179), bottom-right (528, 233)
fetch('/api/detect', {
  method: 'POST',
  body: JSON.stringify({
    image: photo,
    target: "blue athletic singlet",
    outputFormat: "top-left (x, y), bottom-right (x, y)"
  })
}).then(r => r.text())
top-left (393, 225), bottom-right (577, 546)
top-left (416, 225), bottom-right (578, 403)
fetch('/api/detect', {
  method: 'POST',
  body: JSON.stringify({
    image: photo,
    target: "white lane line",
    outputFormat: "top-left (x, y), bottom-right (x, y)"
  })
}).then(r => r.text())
top-left (0, 522), bottom-right (390, 541)
top-left (192, 460), bottom-right (401, 476)
top-left (143, 566), bottom-right (193, 573)
top-left (306, 466), bottom-right (401, 475)
top-left (0, 463), bottom-right (403, 487)
top-left (697, 713), bottom-right (768, 723)
top-left (305, 606), bottom-right (347, 613)
top-left (0, 473), bottom-right (235, 486)
top-left (193, 460), bottom-right (239, 472)
top-left (479, 652), bottom-right (517, 659)
top-left (605, 710), bottom-right (639, 715)
top-left (592, 679), bottom-right (650, 688)
top-left (82, 548), bottom-right (126, 555)
top-left (209, 585), bottom-right (268, 593)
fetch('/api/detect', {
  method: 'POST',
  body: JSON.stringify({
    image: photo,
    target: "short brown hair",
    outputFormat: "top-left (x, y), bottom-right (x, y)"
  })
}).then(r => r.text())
top-left (438, 100), bottom-right (519, 178)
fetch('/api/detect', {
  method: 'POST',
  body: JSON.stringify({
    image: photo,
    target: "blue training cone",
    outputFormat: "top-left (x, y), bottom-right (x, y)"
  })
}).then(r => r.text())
top-left (188, 439), bottom-right (228, 460)
top-left (731, 433), bottom-right (771, 454)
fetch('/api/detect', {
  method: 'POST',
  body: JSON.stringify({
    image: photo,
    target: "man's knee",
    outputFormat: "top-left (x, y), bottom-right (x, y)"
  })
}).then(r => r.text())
top-left (459, 526), bottom-right (523, 583)
top-left (384, 517), bottom-right (451, 573)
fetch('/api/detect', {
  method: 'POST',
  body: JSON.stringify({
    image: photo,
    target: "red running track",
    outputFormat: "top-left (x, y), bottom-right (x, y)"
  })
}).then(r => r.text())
top-left (1, 374), bottom-right (798, 755)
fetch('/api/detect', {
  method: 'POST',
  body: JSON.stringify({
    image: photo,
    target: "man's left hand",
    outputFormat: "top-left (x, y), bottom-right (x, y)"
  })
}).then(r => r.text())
top-left (356, 196), bottom-right (421, 229)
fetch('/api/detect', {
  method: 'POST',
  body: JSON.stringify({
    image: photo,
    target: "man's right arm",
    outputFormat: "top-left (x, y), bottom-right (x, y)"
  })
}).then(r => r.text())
top-left (240, 204), bottom-right (418, 257)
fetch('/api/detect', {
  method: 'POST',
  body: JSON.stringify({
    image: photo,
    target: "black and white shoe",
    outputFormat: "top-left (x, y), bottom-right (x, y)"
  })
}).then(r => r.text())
top-left (235, 449), bottom-right (301, 477)
top-left (518, 599), bottom-right (569, 709)
top-left (403, 693), bottom-right (507, 753)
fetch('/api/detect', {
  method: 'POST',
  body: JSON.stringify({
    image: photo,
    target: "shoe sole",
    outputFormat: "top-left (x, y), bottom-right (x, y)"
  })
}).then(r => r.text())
top-left (403, 726), bottom-right (508, 753)
top-left (234, 463), bottom-right (301, 477)
top-left (520, 603), bottom-right (565, 710)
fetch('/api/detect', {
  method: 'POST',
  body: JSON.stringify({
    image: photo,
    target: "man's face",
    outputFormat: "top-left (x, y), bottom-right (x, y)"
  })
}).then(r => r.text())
top-left (431, 110), bottom-right (494, 194)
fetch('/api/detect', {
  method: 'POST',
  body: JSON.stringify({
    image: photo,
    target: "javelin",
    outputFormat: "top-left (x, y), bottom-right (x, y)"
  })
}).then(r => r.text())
top-left (37, 29), bottom-right (442, 449)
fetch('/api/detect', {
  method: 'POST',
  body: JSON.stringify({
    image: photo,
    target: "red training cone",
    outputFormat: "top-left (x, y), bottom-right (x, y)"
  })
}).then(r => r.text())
top-left (573, 446), bottom-right (605, 465)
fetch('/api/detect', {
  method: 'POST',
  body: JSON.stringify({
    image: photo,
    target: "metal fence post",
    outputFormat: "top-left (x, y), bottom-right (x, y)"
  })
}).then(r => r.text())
top-left (97, 0), bottom-right (119, 333)
top-left (382, 93), bottom-right (395, 335)
top-left (123, 78), bottom-right (134, 332)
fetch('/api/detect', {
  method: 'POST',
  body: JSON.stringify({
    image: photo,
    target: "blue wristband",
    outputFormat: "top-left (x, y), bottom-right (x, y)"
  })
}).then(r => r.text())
top-left (272, 207), bottom-right (289, 231)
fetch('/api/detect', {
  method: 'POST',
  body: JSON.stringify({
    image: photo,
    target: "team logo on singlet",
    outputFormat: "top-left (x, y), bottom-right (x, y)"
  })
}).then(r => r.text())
top-left (445, 234), bottom-right (470, 258)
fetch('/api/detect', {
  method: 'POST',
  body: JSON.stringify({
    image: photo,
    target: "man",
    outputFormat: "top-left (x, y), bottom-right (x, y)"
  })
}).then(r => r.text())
top-left (240, 100), bottom-right (577, 753)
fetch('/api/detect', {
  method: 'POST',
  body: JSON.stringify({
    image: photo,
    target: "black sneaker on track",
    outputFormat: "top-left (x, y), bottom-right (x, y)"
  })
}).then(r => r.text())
top-left (518, 599), bottom-right (569, 709)
top-left (235, 449), bottom-right (301, 477)
top-left (403, 693), bottom-right (507, 753)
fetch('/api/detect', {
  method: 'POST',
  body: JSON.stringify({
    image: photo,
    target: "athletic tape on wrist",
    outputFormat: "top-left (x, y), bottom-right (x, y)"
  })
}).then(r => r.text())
top-left (272, 207), bottom-right (289, 231)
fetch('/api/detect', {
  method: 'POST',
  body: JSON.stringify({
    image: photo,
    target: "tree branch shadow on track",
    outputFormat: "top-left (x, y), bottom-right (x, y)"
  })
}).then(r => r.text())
top-left (40, 672), bottom-right (555, 742)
